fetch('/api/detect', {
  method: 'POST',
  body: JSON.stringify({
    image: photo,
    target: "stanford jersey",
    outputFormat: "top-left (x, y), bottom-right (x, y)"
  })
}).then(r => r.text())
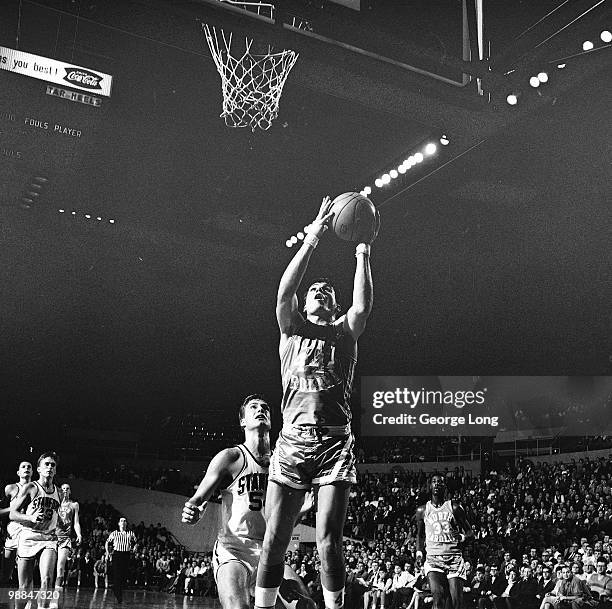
top-left (280, 320), bottom-right (356, 427)
top-left (218, 444), bottom-right (268, 550)
top-left (23, 482), bottom-right (60, 535)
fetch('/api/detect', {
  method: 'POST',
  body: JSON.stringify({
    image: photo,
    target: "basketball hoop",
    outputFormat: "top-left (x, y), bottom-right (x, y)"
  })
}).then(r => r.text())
top-left (202, 1), bottom-right (301, 131)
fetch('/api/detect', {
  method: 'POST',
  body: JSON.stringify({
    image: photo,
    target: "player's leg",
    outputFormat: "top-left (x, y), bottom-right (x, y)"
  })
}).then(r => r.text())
top-left (426, 571), bottom-right (448, 609)
top-left (1, 548), bottom-right (17, 585)
top-left (255, 481), bottom-right (307, 609)
top-left (278, 563), bottom-right (317, 609)
top-left (447, 576), bottom-right (464, 609)
top-left (216, 561), bottom-right (251, 609)
top-left (55, 545), bottom-right (69, 587)
top-left (15, 557), bottom-right (34, 609)
top-left (316, 482), bottom-right (351, 609)
top-left (39, 547), bottom-right (57, 607)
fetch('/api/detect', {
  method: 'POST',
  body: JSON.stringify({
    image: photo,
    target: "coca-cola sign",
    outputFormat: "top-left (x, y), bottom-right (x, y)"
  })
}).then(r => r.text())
top-left (63, 67), bottom-right (103, 90)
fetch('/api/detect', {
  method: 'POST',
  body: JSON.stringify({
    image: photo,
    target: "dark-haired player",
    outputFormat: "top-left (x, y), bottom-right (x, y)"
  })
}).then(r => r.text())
top-left (10, 452), bottom-right (61, 608)
top-left (182, 394), bottom-right (315, 609)
top-left (415, 474), bottom-right (473, 609)
top-left (255, 196), bottom-right (378, 609)
top-left (1, 461), bottom-right (33, 585)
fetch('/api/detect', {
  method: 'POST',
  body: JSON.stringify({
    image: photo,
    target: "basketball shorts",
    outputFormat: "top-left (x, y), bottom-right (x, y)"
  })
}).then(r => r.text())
top-left (17, 528), bottom-right (58, 559)
top-left (424, 554), bottom-right (467, 580)
top-left (212, 540), bottom-right (261, 594)
top-left (4, 521), bottom-right (22, 551)
top-left (57, 536), bottom-right (73, 550)
top-left (269, 425), bottom-right (356, 489)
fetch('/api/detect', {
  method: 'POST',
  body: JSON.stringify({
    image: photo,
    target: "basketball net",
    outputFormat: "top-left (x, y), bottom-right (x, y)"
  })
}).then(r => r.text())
top-left (202, 1), bottom-right (301, 132)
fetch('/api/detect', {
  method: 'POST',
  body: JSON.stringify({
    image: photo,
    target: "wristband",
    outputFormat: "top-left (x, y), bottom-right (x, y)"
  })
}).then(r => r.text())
top-left (355, 243), bottom-right (371, 256)
top-left (304, 233), bottom-right (319, 248)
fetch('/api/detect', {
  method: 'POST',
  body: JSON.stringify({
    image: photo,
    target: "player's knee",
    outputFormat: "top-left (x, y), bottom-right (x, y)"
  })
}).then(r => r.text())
top-left (316, 535), bottom-right (343, 564)
top-left (40, 574), bottom-right (53, 588)
top-left (221, 595), bottom-right (249, 609)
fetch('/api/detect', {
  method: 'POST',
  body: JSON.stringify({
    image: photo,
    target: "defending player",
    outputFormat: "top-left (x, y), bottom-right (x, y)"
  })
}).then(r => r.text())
top-left (55, 483), bottom-right (82, 588)
top-left (10, 452), bottom-right (61, 608)
top-left (415, 474), bottom-right (474, 609)
top-left (255, 196), bottom-right (378, 609)
top-left (1, 461), bottom-right (33, 585)
top-left (181, 394), bottom-right (315, 609)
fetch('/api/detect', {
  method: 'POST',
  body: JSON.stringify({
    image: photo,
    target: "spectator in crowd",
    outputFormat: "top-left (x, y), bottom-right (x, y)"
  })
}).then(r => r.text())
top-left (542, 563), bottom-right (594, 609)
top-left (587, 559), bottom-right (612, 607)
top-left (93, 553), bottom-right (108, 589)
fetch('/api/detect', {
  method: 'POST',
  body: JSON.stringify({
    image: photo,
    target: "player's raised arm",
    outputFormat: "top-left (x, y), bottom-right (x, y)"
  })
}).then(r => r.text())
top-left (181, 447), bottom-right (242, 524)
top-left (343, 208), bottom-right (378, 339)
top-left (276, 196), bottom-right (334, 335)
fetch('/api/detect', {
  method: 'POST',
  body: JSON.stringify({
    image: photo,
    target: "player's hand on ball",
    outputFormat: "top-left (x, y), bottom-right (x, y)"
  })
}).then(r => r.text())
top-left (306, 196), bottom-right (334, 238)
top-left (182, 501), bottom-right (202, 524)
top-left (368, 208), bottom-right (381, 244)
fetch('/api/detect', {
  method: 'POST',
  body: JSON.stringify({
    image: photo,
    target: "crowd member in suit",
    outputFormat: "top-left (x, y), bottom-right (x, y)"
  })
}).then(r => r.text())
top-left (515, 565), bottom-right (538, 609)
top-left (536, 564), bottom-right (557, 606)
top-left (468, 567), bottom-right (491, 607)
top-left (495, 567), bottom-right (520, 608)
top-left (478, 565), bottom-right (507, 609)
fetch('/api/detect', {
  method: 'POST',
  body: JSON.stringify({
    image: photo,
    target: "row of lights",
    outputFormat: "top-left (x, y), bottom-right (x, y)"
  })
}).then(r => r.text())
top-left (284, 136), bottom-right (450, 247)
top-left (19, 176), bottom-right (49, 209)
top-left (362, 137), bottom-right (448, 195)
top-left (58, 209), bottom-right (116, 224)
top-left (506, 30), bottom-right (611, 105)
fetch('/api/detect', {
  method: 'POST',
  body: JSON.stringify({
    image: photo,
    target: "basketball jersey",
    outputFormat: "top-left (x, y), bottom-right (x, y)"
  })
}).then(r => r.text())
top-left (423, 500), bottom-right (461, 556)
top-left (281, 320), bottom-right (356, 427)
top-left (218, 445), bottom-right (268, 549)
top-left (57, 501), bottom-right (76, 537)
top-left (23, 482), bottom-right (60, 534)
top-left (9, 482), bottom-right (27, 514)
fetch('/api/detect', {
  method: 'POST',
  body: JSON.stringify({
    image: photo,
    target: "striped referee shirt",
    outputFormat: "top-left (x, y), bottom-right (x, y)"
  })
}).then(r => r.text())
top-left (107, 530), bottom-right (137, 552)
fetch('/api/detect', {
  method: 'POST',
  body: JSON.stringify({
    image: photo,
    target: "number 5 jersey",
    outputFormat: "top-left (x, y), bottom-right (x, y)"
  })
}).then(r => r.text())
top-left (218, 444), bottom-right (268, 551)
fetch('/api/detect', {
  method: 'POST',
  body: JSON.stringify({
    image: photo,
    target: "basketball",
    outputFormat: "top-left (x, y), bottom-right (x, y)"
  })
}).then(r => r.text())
top-left (330, 192), bottom-right (379, 243)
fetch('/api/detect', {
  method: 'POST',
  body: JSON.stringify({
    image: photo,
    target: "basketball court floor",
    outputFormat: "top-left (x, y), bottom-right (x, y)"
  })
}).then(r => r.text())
top-left (0, 588), bottom-right (221, 609)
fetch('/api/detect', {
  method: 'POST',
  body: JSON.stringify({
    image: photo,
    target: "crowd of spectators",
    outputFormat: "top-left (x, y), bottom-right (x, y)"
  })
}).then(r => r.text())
top-left (3, 443), bottom-right (611, 608)
top-left (27, 499), bottom-right (218, 599)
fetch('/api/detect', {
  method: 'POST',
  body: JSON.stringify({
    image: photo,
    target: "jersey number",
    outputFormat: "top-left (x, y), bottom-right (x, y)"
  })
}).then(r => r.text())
top-left (248, 491), bottom-right (263, 511)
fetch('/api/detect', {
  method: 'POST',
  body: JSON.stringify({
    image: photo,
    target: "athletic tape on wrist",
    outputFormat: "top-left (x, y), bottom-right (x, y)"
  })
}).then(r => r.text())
top-left (304, 233), bottom-right (319, 248)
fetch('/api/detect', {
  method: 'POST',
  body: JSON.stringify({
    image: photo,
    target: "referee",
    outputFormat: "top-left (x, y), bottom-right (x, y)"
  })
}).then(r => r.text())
top-left (105, 517), bottom-right (137, 604)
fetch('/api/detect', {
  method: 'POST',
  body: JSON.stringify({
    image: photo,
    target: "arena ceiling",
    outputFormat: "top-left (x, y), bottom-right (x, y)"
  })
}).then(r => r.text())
top-left (1, 0), bottom-right (610, 438)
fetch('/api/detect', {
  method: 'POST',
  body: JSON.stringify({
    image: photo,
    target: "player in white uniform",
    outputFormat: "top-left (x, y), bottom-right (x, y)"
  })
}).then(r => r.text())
top-left (415, 474), bottom-right (473, 609)
top-left (55, 483), bottom-right (82, 589)
top-left (1, 461), bottom-right (33, 585)
top-left (10, 452), bottom-right (61, 608)
top-left (182, 395), bottom-right (315, 609)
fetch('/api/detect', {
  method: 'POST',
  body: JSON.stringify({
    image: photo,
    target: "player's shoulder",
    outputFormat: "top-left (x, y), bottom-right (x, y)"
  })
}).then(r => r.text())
top-left (5, 482), bottom-right (18, 496)
top-left (211, 446), bottom-right (245, 474)
top-left (415, 503), bottom-right (427, 517)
